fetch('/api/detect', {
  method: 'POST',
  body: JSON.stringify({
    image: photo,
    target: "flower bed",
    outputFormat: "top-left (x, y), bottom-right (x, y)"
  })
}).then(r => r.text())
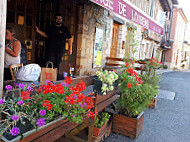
top-left (0, 77), bottom-right (96, 141)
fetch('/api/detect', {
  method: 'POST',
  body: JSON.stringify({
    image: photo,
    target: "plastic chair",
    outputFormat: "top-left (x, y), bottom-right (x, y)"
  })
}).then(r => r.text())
top-left (9, 63), bottom-right (23, 80)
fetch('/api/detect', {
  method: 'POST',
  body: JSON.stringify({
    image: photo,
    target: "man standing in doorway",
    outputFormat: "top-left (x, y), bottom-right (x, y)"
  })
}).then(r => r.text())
top-left (35, 13), bottom-right (72, 70)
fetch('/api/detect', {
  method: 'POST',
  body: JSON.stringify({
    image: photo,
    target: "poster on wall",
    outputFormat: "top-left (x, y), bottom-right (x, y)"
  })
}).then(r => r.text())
top-left (93, 27), bottom-right (104, 68)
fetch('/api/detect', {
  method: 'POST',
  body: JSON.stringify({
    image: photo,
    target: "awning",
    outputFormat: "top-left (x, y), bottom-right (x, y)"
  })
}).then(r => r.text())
top-left (90, 0), bottom-right (163, 35)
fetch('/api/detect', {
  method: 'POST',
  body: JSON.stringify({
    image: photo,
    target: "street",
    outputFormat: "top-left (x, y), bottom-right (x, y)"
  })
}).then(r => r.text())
top-left (103, 70), bottom-right (190, 142)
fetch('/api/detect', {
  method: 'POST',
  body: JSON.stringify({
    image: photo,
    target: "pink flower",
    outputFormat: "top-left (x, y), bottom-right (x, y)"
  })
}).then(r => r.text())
top-left (19, 83), bottom-right (25, 89)
top-left (11, 115), bottom-right (19, 121)
top-left (27, 86), bottom-right (33, 91)
top-left (5, 85), bottom-right (12, 90)
top-left (17, 100), bottom-right (23, 105)
top-left (0, 99), bottom-right (5, 104)
top-left (39, 110), bottom-right (46, 116)
top-left (36, 118), bottom-right (46, 127)
top-left (10, 127), bottom-right (20, 136)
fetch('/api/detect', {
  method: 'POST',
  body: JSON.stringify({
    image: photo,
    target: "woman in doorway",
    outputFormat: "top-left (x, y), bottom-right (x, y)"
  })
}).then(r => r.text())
top-left (4, 27), bottom-right (21, 80)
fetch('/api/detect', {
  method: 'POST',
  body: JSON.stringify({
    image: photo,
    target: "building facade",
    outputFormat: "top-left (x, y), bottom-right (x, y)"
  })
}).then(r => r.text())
top-left (0, 0), bottom-right (168, 94)
top-left (181, 23), bottom-right (190, 69)
top-left (164, 8), bottom-right (188, 69)
top-left (75, 0), bottom-right (165, 75)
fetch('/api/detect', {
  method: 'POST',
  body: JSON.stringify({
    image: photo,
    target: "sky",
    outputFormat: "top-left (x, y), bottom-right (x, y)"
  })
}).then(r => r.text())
top-left (178, 0), bottom-right (190, 20)
top-left (178, 0), bottom-right (190, 39)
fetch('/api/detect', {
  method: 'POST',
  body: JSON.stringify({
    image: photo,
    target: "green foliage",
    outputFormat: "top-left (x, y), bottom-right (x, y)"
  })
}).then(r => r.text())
top-left (140, 66), bottom-right (161, 105)
top-left (124, 26), bottom-right (139, 58)
top-left (141, 68), bottom-right (161, 88)
top-left (94, 112), bottom-right (110, 128)
top-left (163, 65), bottom-right (168, 69)
top-left (117, 61), bottom-right (154, 117)
top-left (146, 58), bottom-right (162, 69)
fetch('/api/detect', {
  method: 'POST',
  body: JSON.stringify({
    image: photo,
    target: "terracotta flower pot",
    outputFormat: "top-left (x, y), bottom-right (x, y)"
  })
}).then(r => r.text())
top-left (112, 112), bottom-right (144, 138)
top-left (93, 120), bottom-right (109, 137)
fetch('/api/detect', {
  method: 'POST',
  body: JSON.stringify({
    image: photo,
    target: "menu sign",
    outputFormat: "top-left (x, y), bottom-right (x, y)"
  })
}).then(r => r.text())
top-left (93, 28), bottom-right (104, 68)
top-left (90, 0), bottom-right (163, 35)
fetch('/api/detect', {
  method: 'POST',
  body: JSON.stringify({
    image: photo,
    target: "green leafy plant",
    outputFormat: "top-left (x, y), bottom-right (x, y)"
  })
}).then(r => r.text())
top-left (140, 59), bottom-right (161, 107)
top-left (163, 65), bottom-right (168, 69)
top-left (94, 112), bottom-right (110, 128)
top-left (117, 61), bottom-right (154, 117)
top-left (140, 69), bottom-right (160, 96)
top-left (146, 57), bottom-right (162, 69)
top-left (96, 69), bottom-right (119, 95)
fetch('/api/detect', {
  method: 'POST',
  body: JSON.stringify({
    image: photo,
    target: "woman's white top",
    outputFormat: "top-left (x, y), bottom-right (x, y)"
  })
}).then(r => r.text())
top-left (4, 39), bottom-right (21, 68)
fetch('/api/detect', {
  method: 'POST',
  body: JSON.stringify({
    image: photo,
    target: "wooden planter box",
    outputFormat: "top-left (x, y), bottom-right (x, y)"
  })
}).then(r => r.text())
top-left (112, 112), bottom-right (144, 138)
top-left (1, 117), bottom-right (80, 142)
top-left (149, 96), bottom-right (157, 109)
top-left (93, 120), bottom-right (109, 137)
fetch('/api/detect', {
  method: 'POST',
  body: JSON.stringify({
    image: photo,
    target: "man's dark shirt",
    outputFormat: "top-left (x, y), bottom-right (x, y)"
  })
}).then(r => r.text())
top-left (46, 24), bottom-right (71, 54)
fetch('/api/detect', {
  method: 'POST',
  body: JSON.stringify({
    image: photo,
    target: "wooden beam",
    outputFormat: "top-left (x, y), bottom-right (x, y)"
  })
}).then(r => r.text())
top-left (106, 57), bottom-right (125, 62)
top-left (0, 0), bottom-right (7, 98)
top-left (65, 120), bottom-right (89, 138)
top-left (97, 95), bottom-right (120, 112)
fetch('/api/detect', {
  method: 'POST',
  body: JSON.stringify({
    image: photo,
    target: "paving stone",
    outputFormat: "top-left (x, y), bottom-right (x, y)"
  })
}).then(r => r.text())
top-left (158, 89), bottom-right (175, 100)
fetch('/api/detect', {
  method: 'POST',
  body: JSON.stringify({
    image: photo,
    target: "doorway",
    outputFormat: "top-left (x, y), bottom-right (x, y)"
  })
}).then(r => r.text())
top-left (6, 0), bottom-right (79, 76)
top-left (110, 22), bottom-right (119, 58)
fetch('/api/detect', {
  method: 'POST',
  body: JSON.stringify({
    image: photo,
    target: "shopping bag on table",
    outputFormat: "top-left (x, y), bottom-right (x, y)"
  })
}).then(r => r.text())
top-left (40, 61), bottom-right (57, 84)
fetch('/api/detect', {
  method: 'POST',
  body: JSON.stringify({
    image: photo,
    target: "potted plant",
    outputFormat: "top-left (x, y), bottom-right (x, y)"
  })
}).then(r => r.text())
top-left (112, 61), bottom-right (153, 138)
top-left (142, 58), bottom-right (161, 108)
top-left (93, 112), bottom-right (110, 137)
top-left (0, 77), bottom-right (95, 141)
top-left (93, 69), bottom-right (119, 95)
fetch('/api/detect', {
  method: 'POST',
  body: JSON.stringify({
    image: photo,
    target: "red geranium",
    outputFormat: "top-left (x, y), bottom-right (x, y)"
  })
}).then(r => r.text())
top-left (127, 83), bottom-right (132, 88)
top-left (20, 90), bottom-right (30, 100)
top-left (126, 62), bottom-right (129, 67)
top-left (64, 76), bottom-right (72, 85)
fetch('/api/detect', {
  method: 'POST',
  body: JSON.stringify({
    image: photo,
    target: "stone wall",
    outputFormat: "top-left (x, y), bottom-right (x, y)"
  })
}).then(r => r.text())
top-left (0, 0), bottom-right (7, 97)
top-left (76, 3), bottom-right (113, 76)
top-left (75, 1), bottom-right (164, 76)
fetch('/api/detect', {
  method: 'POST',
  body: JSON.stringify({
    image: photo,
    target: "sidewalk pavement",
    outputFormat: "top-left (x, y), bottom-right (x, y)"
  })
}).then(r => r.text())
top-left (156, 69), bottom-right (173, 74)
